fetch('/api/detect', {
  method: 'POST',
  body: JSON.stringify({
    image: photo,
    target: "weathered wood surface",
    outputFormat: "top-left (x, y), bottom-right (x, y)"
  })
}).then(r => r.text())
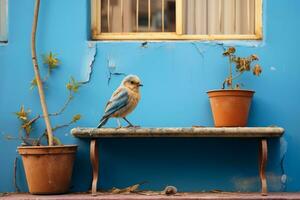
top-left (71, 127), bottom-right (284, 138)
top-left (3, 192), bottom-right (300, 200)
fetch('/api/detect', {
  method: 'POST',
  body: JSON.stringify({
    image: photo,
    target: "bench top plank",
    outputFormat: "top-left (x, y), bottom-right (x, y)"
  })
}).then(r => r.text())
top-left (71, 127), bottom-right (284, 138)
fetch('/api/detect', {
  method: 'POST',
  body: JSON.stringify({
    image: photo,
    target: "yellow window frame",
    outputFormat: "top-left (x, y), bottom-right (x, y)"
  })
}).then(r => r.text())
top-left (91, 0), bottom-right (262, 40)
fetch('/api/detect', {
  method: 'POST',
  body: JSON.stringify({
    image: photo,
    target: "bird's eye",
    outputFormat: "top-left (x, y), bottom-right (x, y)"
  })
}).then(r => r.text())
top-left (130, 81), bottom-right (134, 84)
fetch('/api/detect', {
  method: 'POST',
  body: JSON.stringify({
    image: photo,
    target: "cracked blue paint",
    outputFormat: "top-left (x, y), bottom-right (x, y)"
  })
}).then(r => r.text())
top-left (79, 42), bottom-right (97, 84)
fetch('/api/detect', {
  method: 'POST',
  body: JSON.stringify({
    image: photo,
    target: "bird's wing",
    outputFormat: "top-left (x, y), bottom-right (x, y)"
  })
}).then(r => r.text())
top-left (103, 87), bottom-right (129, 118)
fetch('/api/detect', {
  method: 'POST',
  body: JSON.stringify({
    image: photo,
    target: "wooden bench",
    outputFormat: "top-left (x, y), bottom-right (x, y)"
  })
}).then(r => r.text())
top-left (71, 127), bottom-right (284, 196)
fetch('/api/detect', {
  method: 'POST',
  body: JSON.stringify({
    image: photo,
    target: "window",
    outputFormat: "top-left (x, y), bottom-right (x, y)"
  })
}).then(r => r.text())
top-left (91, 0), bottom-right (262, 40)
top-left (0, 0), bottom-right (7, 42)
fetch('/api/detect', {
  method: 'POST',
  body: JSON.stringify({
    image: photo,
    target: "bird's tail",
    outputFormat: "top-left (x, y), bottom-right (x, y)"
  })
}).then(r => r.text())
top-left (97, 117), bottom-right (109, 128)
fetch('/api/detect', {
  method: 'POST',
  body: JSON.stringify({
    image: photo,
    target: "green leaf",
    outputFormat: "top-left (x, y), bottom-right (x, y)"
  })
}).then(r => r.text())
top-left (43, 52), bottom-right (60, 72)
top-left (72, 114), bottom-right (81, 122)
top-left (30, 78), bottom-right (38, 90)
top-left (53, 136), bottom-right (62, 146)
top-left (66, 83), bottom-right (72, 90)
top-left (15, 106), bottom-right (31, 122)
top-left (22, 122), bottom-right (32, 135)
top-left (66, 77), bottom-right (82, 93)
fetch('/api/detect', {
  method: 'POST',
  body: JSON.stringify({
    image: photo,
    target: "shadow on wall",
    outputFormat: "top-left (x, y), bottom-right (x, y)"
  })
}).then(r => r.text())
top-left (67, 137), bottom-right (286, 192)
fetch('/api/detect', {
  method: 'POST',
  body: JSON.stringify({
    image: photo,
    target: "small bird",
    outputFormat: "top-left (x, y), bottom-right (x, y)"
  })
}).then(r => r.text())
top-left (97, 75), bottom-right (143, 128)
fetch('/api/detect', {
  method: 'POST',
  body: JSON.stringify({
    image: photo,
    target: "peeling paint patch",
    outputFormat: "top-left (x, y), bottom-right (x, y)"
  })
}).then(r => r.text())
top-left (231, 176), bottom-right (259, 192)
top-left (281, 174), bottom-right (287, 185)
top-left (279, 137), bottom-right (288, 191)
top-left (232, 173), bottom-right (285, 192)
top-left (280, 138), bottom-right (288, 161)
top-left (80, 42), bottom-right (97, 84)
top-left (107, 57), bottom-right (116, 69)
top-left (213, 40), bottom-right (265, 48)
top-left (137, 42), bottom-right (176, 50)
top-left (0, 42), bottom-right (8, 47)
top-left (95, 40), bottom-right (265, 48)
top-left (106, 57), bottom-right (126, 85)
top-left (176, 40), bottom-right (265, 48)
top-left (140, 42), bottom-right (148, 48)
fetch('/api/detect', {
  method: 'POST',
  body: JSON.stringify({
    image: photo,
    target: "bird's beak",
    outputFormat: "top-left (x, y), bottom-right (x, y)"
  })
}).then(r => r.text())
top-left (139, 83), bottom-right (143, 87)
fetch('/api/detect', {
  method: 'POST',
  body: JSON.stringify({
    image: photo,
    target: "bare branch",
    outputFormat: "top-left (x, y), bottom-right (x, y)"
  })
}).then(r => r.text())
top-left (31, 0), bottom-right (53, 146)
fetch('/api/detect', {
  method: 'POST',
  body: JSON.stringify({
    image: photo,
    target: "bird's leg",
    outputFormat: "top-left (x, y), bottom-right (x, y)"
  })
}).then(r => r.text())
top-left (123, 117), bottom-right (140, 128)
top-left (116, 118), bottom-right (122, 129)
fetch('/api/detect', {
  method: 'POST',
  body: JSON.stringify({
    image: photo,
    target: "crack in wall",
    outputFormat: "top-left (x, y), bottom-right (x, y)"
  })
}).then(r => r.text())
top-left (191, 42), bottom-right (205, 59)
top-left (80, 42), bottom-right (97, 84)
top-left (279, 137), bottom-right (288, 191)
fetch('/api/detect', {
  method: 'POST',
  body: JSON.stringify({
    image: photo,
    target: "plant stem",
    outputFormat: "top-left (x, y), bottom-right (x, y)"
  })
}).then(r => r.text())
top-left (31, 0), bottom-right (53, 146)
top-left (231, 71), bottom-right (244, 81)
top-left (229, 55), bottom-right (233, 89)
top-left (48, 92), bottom-right (73, 117)
top-left (52, 120), bottom-right (74, 132)
top-left (21, 91), bottom-right (74, 134)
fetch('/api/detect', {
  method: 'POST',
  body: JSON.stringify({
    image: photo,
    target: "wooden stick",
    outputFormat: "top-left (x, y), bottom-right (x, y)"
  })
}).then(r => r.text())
top-left (219, 0), bottom-right (222, 33)
top-left (234, 0), bottom-right (237, 33)
top-left (148, 0), bottom-right (151, 31)
top-left (107, 0), bottom-right (110, 32)
top-left (136, 0), bottom-right (139, 32)
top-left (162, 0), bottom-right (165, 32)
top-left (175, 0), bottom-right (183, 34)
top-left (121, 0), bottom-right (124, 32)
top-left (247, 0), bottom-right (250, 33)
top-left (31, 0), bottom-right (53, 146)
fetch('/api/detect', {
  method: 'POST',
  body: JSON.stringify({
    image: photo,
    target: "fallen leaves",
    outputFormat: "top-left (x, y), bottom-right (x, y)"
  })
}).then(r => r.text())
top-left (110, 183), bottom-right (142, 194)
top-left (108, 184), bottom-right (178, 196)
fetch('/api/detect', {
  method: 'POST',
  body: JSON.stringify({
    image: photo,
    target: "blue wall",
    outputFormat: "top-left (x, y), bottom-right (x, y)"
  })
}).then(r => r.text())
top-left (1, 0), bottom-right (300, 193)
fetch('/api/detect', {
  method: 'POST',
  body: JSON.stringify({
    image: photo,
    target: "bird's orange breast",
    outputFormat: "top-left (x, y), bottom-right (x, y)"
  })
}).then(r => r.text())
top-left (112, 90), bottom-right (140, 118)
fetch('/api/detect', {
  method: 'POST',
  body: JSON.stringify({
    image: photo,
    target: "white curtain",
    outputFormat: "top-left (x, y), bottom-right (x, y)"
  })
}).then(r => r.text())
top-left (183, 0), bottom-right (255, 35)
top-left (103, 0), bottom-right (255, 34)
top-left (109, 0), bottom-right (134, 32)
top-left (0, 0), bottom-right (7, 41)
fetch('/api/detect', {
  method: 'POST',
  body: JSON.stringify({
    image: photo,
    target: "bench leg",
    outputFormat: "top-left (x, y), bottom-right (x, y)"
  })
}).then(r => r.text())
top-left (259, 139), bottom-right (268, 196)
top-left (90, 139), bottom-right (99, 196)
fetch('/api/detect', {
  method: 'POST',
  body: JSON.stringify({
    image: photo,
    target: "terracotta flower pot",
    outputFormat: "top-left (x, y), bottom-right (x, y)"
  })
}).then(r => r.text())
top-left (207, 89), bottom-right (254, 127)
top-left (18, 145), bottom-right (77, 194)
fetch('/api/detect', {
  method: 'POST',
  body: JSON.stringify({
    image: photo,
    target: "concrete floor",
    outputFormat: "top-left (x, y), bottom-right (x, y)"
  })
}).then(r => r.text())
top-left (2, 193), bottom-right (300, 200)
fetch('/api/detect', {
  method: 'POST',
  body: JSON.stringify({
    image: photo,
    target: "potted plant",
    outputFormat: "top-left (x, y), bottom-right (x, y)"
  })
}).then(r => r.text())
top-left (15, 0), bottom-right (82, 194)
top-left (16, 73), bottom-right (82, 194)
top-left (207, 47), bottom-right (262, 127)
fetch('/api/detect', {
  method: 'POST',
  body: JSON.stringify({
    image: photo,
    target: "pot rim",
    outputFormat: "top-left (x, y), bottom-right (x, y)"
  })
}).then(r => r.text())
top-left (17, 145), bottom-right (78, 150)
top-left (207, 89), bottom-right (255, 94)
